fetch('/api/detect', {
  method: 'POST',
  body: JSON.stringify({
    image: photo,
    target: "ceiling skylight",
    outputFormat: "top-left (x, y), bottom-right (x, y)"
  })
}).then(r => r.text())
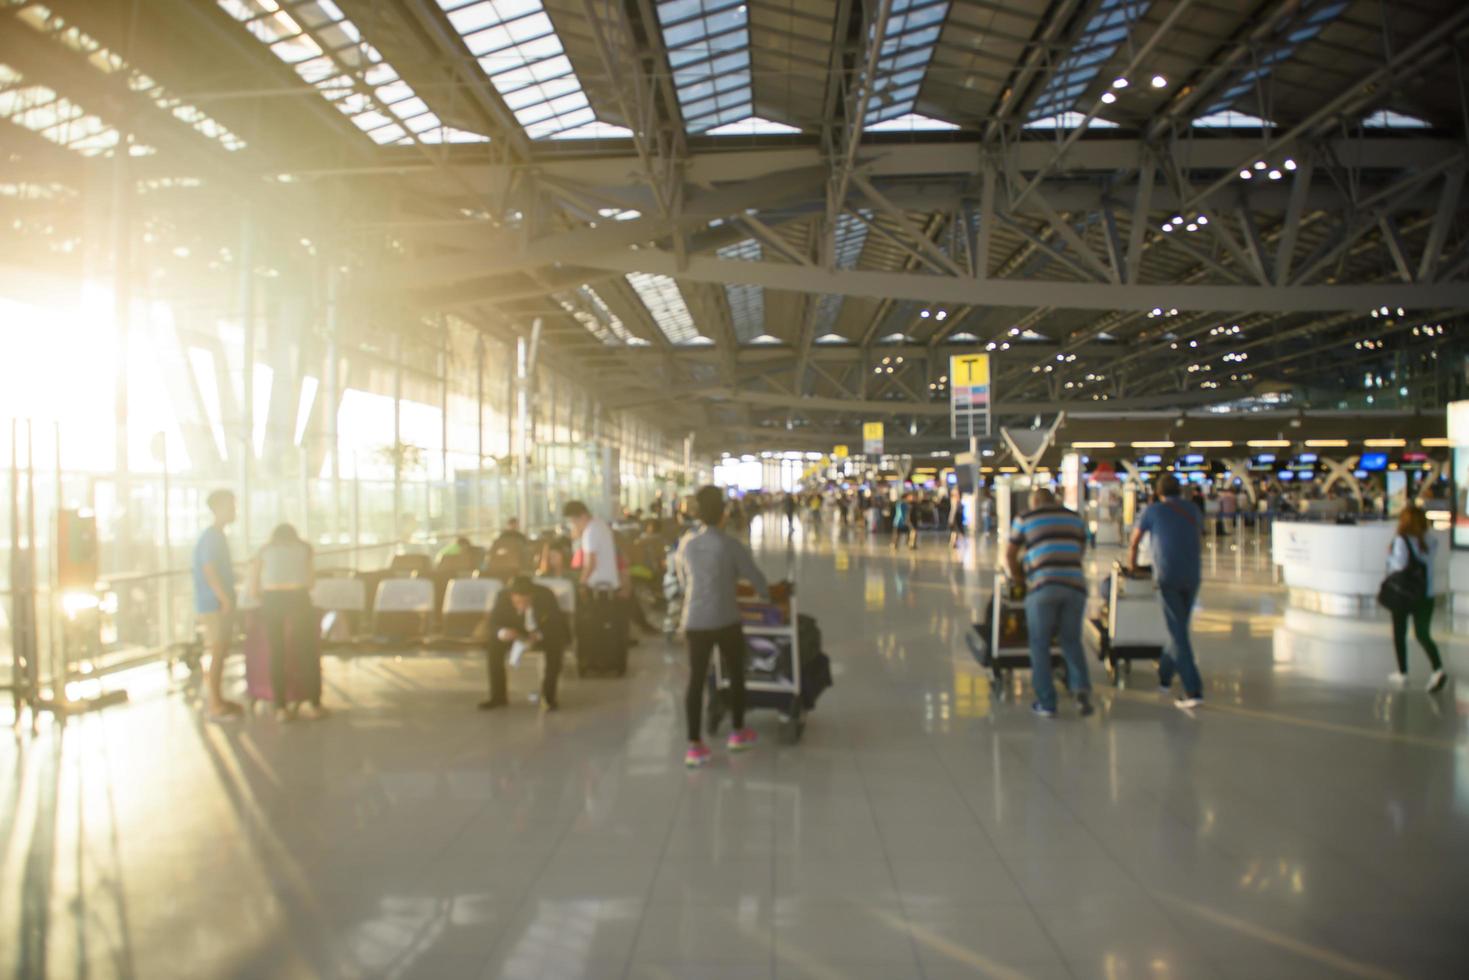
top-left (1029, 0), bottom-right (1148, 120)
top-left (656, 0), bottom-right (752, 133)
top-left (865, 112), bottom-right (958, 132)
top-left (705, 116), bottom-right (801, 136)
top-left (437, 0), bottom-right (606, 139)
top-left (864, 0), bottom-right (950, 125)
top-left (814, 333), bottom-right (850, 344)
top-left (1023, 112), bottom-right (1119, 130)
top-left (0, 63), bottom-right (154, 157)
top-left (717, 239), bottom-right (764, 341)
top-left (555, 285), bottom-right (643, 346)
top-left (626, 272), bottom-right (705, 344)
top-left (1363, 109), bottom-right (1431, 129)
top-left (1200, 0), bottom-right (1347, 117)
top-left (946, 331), bottom-right (980, 342)
top-left (16, 3), bottom-right (246, 151)
top-left (219, 0), bottom-right (487, 146)
top-left (553, 120), bottom-right (634, 140)
top-left (1192, 110), bottom-right (1273, 129)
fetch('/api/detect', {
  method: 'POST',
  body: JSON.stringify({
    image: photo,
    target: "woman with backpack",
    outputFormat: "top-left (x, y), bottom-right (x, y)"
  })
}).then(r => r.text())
top-left (1384, 504), bottom-right (1448, 692)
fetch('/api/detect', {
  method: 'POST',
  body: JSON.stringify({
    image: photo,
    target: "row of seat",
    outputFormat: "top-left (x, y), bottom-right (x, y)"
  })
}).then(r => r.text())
top-left (310, 574), bottom-right (576, 646)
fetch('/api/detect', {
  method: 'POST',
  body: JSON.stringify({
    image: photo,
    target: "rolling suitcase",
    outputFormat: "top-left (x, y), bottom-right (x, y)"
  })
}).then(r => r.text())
top-left (243, 606), bottom-right (322, 708)
top-left (575, 588), bottom-right (628, 677)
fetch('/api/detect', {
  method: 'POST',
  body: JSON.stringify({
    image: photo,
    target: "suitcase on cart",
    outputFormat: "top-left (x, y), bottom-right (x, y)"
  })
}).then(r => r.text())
top-left (576, 588), bottom-right (628, 677)
top-left (1087, 562), bottom-right (1166, 685)
top-left (243, 606), bottom-right (322, 709)
top-left (966, 580), bottom-right (1065, 690)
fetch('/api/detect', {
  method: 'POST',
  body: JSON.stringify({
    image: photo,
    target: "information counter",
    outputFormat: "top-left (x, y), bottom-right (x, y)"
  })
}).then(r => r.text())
top-left (1271, 521), bottom-right (1449, 616)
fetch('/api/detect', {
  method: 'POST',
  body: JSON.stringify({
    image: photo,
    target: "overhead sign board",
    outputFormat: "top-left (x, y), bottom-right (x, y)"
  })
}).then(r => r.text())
top-left (833, 444), bottom-right (849, 459)
top-left (863, 422), bottom-right (884, 456)
top-left (950, 353), bottom-right (992, 440)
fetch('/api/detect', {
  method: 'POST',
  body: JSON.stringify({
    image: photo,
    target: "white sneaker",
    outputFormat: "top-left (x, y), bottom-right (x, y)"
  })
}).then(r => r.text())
top-left (1175, 695), bottom-right (1204, 710)
top-left (1388, 672), bottom-right (1409, 688)
top-left (1427, 669), bottom-right (1448, 693)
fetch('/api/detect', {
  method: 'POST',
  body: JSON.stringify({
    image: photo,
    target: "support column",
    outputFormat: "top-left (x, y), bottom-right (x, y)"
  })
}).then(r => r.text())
top-left (475, 331), bottom-right (485, 532)
top-left (112, 135), bottom-right (133, 569)
top-left (238, 213), bottom-right (255, 553)
top-left (393, 332), bottom-right (403, 542)
top-left (324, 262), bottom-right (341, 543)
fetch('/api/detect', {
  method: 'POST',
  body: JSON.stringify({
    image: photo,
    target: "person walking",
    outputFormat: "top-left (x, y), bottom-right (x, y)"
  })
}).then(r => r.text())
top-left (675, 485), bottom-right (769, 768)
top-left (948, 489), bottom-right (966, 548)
top-left (1005, 488), bottom-right (1093, 718)
top-left (891, 494), bottom-right (910, 550)
top-left (250, 523), bottom-right (324, 721)
top-left (481, 576), bottom-right (571, 711)
top-left (1129, 474), bottom-right (1206, 709)
top-left (192, 490), bottom-right (242, 720)
top-left (1385, 504), bottom-right (1449, 693)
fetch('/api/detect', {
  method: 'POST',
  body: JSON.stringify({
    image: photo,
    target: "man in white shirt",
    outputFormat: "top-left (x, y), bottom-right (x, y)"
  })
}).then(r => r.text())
top-left (563, 500), bottom-right (622, 591)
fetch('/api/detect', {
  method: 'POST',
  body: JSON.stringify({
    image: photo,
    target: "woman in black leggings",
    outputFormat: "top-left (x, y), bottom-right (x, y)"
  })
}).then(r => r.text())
top-left (1386, 505), bottom-right (1448, 693)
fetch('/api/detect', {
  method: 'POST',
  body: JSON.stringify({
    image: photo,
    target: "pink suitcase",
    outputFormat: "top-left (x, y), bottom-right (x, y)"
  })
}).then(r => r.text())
top-left (242, 608), bottom-right (322, 708)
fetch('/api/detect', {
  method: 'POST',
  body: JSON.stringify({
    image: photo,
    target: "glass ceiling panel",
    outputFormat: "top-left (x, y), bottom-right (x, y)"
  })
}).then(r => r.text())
top-left (1029, 0), bottom-right (1149, 121)
top-left (0, 62), bottom-right (154, 157)
top-left (1023, 111), bottom-right (1119, 130)
top-left (626, 272), bottom-right (705, 345)
top-left (717, 239), bottom-right (764, 342)
top-left (864, 0), bottom-right (951, 125)
top-left (705, 115), bottom-right (800, 136)
top-left (218, 0), bottom-right (487, 145)
top-left (12, 3), bottom-right (246, 151)
top-left (437, 0), bottom-right (598, 139)
top-left (865, 112), bottom-right (957, 132)
top-left (1362, 109), bottom-right (1431, 129)
top-left (656, 0), bottom-right (752, 134)
top-left (1200, 0), bottom-right (1347, 117)
top-left (554, 286), bottom-right (644, 346)
top-left (810, 212), bottom-right (872, 338)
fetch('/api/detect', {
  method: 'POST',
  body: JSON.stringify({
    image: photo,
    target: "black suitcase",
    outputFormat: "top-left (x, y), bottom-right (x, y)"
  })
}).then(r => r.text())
top-left (576, 589), bottom-right (628, 677)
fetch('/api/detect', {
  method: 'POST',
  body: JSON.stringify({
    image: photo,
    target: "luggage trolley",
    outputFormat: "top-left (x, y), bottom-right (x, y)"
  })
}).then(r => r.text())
top-left (967, 575), bottom-right (1066, 694)
top-left (1085, 561), bottom-right (1167, 685)
top-left (707, 588), bottom-right (807, 744)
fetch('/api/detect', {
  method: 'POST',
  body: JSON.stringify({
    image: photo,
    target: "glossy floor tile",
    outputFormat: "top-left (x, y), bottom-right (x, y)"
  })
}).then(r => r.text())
top-left (4, 515), bottom-right (1469, 978)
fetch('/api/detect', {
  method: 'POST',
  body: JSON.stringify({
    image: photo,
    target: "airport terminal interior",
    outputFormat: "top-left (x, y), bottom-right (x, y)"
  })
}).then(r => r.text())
top-left (3, 0), bottom-right (1469, 977)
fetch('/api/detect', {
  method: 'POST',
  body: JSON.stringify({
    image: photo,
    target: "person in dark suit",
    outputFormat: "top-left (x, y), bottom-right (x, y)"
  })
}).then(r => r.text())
top-left (480, 576), bottom-right (570, 712)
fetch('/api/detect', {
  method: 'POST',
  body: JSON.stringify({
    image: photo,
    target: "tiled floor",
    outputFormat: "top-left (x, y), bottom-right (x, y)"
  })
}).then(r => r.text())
top-left (3, 515), bottom-right (1469, 979)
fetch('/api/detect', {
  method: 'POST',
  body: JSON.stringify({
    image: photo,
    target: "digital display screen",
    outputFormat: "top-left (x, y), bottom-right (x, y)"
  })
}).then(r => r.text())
top-left (1141, 454), bottom-right (1162, 465)
top-left (1354, 469), bottom-right (1369, 480)
top-left (1183, 454), bottom-right (1204, 465)
top-left (1360, 452), bottom-right (1389, 472)
top-left (1255, 454), bottom-right (1276, 464)
top-left (1278, 471), bottom-right (1295, 481)
top-left (1189, 472), bottom-right (1208, 483)
top-left (1295, 471), bottom-right (1314, 480)
top-left (1297, 453), bottom-right (1318, 464)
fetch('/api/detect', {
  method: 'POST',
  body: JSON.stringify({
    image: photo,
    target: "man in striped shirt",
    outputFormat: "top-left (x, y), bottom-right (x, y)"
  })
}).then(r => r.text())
top-left (1005, 488), bottom-right (1093, 718)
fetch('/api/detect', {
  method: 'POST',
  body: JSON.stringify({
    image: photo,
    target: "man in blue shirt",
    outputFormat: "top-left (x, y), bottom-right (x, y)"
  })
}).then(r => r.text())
top-left (193, 489), bottom-right (241, 718)
top-left (1006, 488), bottom-right (1093, 718)
top-left (1129, 474), bottom-right (1206, 709)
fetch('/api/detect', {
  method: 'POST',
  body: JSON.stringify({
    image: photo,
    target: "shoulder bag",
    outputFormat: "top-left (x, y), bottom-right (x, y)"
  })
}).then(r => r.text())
top-left (1377, 535), bottom-right (1428, 613)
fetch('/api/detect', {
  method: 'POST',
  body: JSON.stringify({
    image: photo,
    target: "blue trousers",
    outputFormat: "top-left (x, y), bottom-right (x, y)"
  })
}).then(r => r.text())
top-left (1157, 583), bottom-right (1204, 697)
top-left (1024, 585), bottom-right (1090, 711)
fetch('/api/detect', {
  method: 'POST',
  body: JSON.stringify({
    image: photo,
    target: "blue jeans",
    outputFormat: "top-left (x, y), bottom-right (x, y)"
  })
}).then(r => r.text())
top-left (1024, 585), bottom-right (1090, 711)
top-left (1158, 583), bottom-right (1203, 697)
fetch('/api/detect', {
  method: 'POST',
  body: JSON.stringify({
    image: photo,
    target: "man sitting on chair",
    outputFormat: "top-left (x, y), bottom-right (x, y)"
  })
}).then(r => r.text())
top-left (481, 576), bottom-right (570, 712)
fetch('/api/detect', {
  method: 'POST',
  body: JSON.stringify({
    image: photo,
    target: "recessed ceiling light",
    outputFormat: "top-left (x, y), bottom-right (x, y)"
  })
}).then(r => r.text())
top-left (1112, 77), bottom-right (1129, 89)
top-left (1240, 170), bottom-right (1252, 179)
top-left (1151, 75), bottom-right (1167, 88)
top-left (1254, 161), bottom-right (1267, 170)
top-left (1101, 92), bottom-right (1117, 104)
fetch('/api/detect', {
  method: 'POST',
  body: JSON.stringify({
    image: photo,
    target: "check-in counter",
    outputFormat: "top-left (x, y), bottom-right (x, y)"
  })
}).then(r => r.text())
top-left (1271, 520), bottom-right (1449, 616)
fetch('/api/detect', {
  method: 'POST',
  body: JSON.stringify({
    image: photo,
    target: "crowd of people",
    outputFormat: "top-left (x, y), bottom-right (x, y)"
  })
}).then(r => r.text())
top-left (191, 468), bottom-right (1452, 736)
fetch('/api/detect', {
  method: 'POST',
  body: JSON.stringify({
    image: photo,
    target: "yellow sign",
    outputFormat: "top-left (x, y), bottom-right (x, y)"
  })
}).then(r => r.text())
top-left (833, 444), bottom-right (849, 458)
top-left (950, 353), bottom-right (990, 387)
top-left (862, 422), bottom-right (884, 456)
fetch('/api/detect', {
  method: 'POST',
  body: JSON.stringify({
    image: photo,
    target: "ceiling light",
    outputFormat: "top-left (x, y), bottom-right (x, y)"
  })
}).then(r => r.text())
top-left (1396, 307), bottom-right (1405, 316)
top-left (1284, 158), bottom-right (1297, 171)
top-left (935, 310), bottom-right (947, 321)
top-left (1254, 161), bottom-right (1267, 171)
top-left (1000, 342), bottom-right (1010, 350)
top-left (1112, 77), bottom-right (1129, 89)
top-left (1422, 437), bottom-right (1451, 447)
top-left (1240, 169), bottom-right (1252, 179)
top-left (1171, 216), bottom-right (1184, 224)
top-left (1189, 441), bottom-right (1233, 448)
top-left (1268, 170), bottom-right (1282, 180)
top-left (1132, 441), bottom-right (1175, 448)
top-left (1197, 215), bottom-right (1208, 226)
top-left (920, 310), bottom-right (930, 318)
top-left (1363, 438), bottom-right (1406, 447)
top-left (1247, 440), bottom-right (1292, 448)
top-left (1073, 441), bottom-right (1117, 449)
top-left (1162, 223), bottom-right (1173, 232)
top-left (1151, 75), bottom-right (1167, 88)
top-left (1101, 92), bottom-right (1117, 104)
top-left (1185, 222), bottom-right (1198, 232)
top-left (1304, 439), bottom-right (1348, 448)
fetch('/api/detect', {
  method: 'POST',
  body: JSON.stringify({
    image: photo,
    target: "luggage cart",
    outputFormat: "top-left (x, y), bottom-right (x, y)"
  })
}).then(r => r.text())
top-left (966, 576), bottom-right (1065, 695)
top-left (1085, 562), bottom-right (1166, 685)
top-left (706, 592), bottom-right (806, 744)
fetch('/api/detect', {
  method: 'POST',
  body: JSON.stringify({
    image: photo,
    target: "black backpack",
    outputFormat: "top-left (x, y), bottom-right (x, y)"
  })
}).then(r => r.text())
top-left (1377, 535), bottom-right (1428, 613)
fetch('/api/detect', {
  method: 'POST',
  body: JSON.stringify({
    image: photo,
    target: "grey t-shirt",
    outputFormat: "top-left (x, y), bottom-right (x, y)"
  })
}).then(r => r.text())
top-left (675, 525), bottom-right (769, 631)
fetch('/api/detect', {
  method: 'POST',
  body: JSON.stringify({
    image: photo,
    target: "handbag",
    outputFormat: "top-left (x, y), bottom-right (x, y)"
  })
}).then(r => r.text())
top-left (1377, 535), bottom-right (1428, 613)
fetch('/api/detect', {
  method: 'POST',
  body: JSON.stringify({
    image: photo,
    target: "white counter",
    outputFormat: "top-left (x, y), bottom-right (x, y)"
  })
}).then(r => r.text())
top-left (1271, 521), bottom-right (1449, 616)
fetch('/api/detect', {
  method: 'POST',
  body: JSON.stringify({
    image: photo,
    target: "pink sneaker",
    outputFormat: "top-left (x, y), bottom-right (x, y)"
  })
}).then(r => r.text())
top-left (685, 743), bottom-right (712, 768)
top-left (727, 728), bottom-right (757, 752)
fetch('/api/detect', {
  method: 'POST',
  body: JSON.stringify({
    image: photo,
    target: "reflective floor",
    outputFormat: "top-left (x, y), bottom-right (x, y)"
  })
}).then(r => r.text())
top-left (4, 516), bottom-right (1469, 979)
